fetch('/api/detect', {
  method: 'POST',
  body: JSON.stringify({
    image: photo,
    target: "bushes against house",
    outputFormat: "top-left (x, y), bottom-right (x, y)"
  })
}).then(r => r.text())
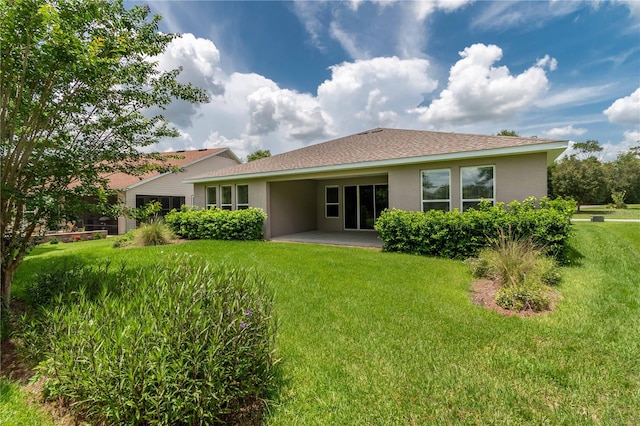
top-left (20, 257), bottom-right (278, 425)
top-left (374, 197), bottom-right (575, 261)
top-left (165, 207), bottom-right (266, 241)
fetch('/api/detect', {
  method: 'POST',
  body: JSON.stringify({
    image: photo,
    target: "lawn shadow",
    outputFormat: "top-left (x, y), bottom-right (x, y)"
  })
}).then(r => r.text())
top-left (563, 244), bottom-right (585, 267)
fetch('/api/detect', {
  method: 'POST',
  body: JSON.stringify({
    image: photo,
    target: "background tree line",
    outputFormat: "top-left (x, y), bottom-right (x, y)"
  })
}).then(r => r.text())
top-left (548, 140), bottom-right (640, 211)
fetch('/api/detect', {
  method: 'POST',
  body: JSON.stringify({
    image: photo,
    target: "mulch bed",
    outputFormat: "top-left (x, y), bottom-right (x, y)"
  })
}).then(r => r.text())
top-left (470, 279), bottom-right (560, 317)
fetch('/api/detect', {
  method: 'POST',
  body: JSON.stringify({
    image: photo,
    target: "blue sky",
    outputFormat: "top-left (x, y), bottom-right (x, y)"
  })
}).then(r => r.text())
top-left (132, 1), bottom-right (640, 161)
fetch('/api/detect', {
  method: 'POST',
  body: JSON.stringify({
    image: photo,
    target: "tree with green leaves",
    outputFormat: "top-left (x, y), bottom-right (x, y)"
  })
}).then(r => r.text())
top-left (549, 140), bottom-right (608, 211)
top-left (247, 149), bottom-right (271, 162)
top-left (604, 148), bottom-right (640, 204)
top-left (0, 0), bottom-right (207, 307)
top-left (497, 129), bottom-right (519, 137)
top-left (572, 139), bottom-right (603, 160)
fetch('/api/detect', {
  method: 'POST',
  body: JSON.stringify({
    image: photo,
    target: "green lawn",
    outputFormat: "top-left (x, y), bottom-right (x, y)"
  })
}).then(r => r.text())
top-left (0, 379), bottom-right (52, 425)
top-left (573, 203), bottom-right (640, 219)
top-left (4, 222), bottom-right (640, 424)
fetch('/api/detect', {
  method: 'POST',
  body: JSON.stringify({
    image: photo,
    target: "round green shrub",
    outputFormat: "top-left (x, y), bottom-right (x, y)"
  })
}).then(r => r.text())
top-left (495, 286), bottom-right (550, 312)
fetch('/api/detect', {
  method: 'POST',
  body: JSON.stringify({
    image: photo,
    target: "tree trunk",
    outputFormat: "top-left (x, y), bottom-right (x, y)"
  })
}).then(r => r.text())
top-left (1, 259), bottom-right (18, 309)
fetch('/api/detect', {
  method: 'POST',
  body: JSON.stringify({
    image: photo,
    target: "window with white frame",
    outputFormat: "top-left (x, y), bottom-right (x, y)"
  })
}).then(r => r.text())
top-left (421, 169), bottom-right (451, 212)
top-left (220, 185), bottom-right (232, 210)
top-left (325, 186), bottom-right (339, 218)
top-left (236, 185), bottom-right (249, 210)
top-left (461, 165), bottom-right (495, 211)
top-left (206, 187), bottom-right (217, 209)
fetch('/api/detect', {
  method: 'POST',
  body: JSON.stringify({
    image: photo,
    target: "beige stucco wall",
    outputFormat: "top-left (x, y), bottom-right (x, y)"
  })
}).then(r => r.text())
top-left (121, 155), bottom-right (238, 233)
top-left (269, 180), bottom-right (317, 238)
top-left (387, 152), bottom-right (548, 211)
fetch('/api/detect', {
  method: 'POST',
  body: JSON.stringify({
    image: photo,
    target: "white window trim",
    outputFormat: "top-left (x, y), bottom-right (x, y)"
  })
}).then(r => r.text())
top-left (421, 168), bottom-right (451, 212)
top-left (206, 186), bottom-right (217, 209)
top-left (325, 186), bottom-right (340, 219)
top-left (236, 184), bottom-right (249, 210)
top-left (460, 165), bottom-right (496, 211)
top-left (220, 185), bottom-right (233, 210)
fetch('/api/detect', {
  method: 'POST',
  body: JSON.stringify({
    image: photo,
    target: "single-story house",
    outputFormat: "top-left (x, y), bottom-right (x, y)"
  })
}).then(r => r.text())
top-left (83, 148), bottom-right (240, 234)
top-left (184, 128), bottom-right (568, 239)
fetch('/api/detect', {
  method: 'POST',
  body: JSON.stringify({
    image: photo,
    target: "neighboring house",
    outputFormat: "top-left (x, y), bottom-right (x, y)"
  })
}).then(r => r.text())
top-left (184, 128), bottom-right (568, 239)
top-left (84, 148), bottom-right (240, 234)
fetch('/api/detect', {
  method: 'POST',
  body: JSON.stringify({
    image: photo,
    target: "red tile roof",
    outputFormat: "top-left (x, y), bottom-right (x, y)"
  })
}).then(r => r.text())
top-left (187, 128), bottom-right (567, 181)
top-left (106, 148), bottom-right (228, 190)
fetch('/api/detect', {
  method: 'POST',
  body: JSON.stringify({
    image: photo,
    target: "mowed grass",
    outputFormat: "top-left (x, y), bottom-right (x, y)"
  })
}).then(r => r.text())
top-left (5, 223), bottom-right (640, 424)
top-left (573, 203), bottom-right (640, 219)
top-left (0, 379), bottom-right (52, 425)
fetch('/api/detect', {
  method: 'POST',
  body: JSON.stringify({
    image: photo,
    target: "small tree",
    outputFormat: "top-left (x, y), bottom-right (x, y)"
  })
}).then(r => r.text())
top-left (604, 149), bottom-right (640, 204)
top-left (550, 156), bottom-right (608, 211)
top-left (125, 201), bottom-right (162, 224)
top-left (247, 149), bottom-right (271, 162)
top-left (497, 130), bottom-right (520, 137)
top-left (572, 139), bottom-right (604, 161)
top-left (0, 0), bottom-right (208, 307)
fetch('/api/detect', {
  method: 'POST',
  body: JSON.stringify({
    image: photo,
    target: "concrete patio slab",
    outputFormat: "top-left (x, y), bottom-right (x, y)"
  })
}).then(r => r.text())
top-left (270, 231), bottom-right (383, 248)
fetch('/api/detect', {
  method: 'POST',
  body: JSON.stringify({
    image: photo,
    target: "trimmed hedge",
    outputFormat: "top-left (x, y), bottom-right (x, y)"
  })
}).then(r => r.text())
top-left (374, 197), bottom-right (575, 261)
top-left (165, 207), bottom-right (266, 241)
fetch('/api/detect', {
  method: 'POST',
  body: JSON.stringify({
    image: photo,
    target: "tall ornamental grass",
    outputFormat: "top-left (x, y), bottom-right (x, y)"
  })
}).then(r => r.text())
top-left (21, 256), bottom-right (277, 425)
top-left (466, 230), bottom-right (560, 311)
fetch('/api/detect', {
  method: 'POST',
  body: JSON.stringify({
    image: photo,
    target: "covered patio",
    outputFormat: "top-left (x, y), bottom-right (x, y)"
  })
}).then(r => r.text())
top-left (269, 231), bottom-right (383, 248)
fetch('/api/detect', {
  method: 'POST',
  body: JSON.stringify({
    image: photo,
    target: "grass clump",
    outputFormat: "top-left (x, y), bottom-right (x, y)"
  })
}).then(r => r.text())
top-left (133, 221), bottom-right (176, 246)
top-left (19, 256), bottom-right (278, 425)
top-left (468, 230), bottom-right (558, 311)
top-left (112, 221), bottom-right (176, 248)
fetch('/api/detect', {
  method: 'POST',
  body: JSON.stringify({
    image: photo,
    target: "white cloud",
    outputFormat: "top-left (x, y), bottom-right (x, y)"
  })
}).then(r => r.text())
top-left (536, 54), bottom-right (558, 71)
top-left (318, 56), bottom-right (438, 133)
top-left (247, 87), bottom-right (331, 142)
top-left (154, 33), bottom-right (223, 92)
top-left (601, 129), bottom-right (640, 161)
top-left (293, 0), bottom-right (472, 60)
top-left (603, 88), bottom-right (640, 125)
top-left (329, 21), bottom-right (370, 60)
top-left (150, 34), bottom-right (225, 127)
top-left (149, 34), bottom-right (444, 156)
top-left (202, 131), bottom-right (261, 161)
top-left (544, 125), bottom-right (588, 137)
top-left (614, 0), bottom-right (640, 17)
top-left (472, 1), bottom-right (582, 31)
top-left (535, 84), bottom-right (613, 108)
top-left (412, 43), bottom-right (551, 125)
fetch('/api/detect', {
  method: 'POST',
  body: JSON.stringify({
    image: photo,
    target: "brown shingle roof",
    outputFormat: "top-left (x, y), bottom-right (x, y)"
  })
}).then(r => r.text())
top-left (106, 148), bottom-right (228, 190)
top-left (187, 128), bottom-right (567, 182)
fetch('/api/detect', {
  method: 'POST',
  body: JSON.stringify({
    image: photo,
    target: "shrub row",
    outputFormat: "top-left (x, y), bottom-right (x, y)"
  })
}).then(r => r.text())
top-left (165, 207), bottom-right (266, 241)
top-left (374, 197), bottom-right (575, 261)
top-left (21, 256), bottom-right (278, 425)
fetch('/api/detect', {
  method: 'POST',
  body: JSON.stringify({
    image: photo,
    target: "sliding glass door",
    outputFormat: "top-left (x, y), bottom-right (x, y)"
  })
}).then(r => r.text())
top-left (344, 184), bottom-right (388, 230)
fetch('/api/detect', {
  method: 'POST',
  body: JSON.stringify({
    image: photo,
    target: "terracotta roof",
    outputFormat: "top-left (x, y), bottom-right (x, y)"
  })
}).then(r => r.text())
top-left (106, 148), bottom-right (228, 190)
top-left (187, 128), bottom-right (567, 182)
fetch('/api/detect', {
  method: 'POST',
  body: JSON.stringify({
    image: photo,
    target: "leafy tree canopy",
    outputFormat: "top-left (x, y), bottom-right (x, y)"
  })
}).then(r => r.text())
top-left (497, 129), bottom-right (519, 137)
top-left (0, 0), bottom-right (207, 306)
top-left (246, 149), bottom-right (271, 162)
